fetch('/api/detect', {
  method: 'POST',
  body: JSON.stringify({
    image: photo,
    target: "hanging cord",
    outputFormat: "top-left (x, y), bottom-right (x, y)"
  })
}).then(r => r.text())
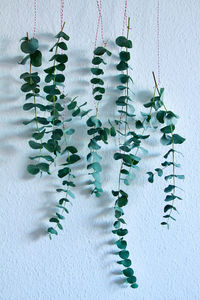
top-left (33, 0), bottom-right (37, 37)
top-left (94, 2), bottom-right (101, 50)
top-left (93, 0), bottom-right (106, 110)
top-left (96, 0), bottom-right (106, 47)
top-left (60, 0), bottom-right (64, 30)
top-left (60, 0), bottom-right (66, 127)
top-left (157, 0), bottom-right (161, 85)
top-left (122, 0), bottom-right (128, 36)
top-left (118, 0), bottom-right (129, 151)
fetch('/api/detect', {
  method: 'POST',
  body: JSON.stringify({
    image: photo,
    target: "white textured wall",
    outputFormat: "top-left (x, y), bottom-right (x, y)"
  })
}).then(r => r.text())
top-left (0, 0), bottom-right (199, 299)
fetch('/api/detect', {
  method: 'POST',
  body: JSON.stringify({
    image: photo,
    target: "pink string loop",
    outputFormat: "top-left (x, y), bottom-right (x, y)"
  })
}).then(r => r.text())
top-left (95, 0), bottom-right (106, 47)
top-left (33, 0), bottom-right (37, 37)
top-left (157, 0), bottom-right (161, 85)
top-left (60, 0), bottom-right (65, 126)
top-left (94, 6), bottom-right (101, 50)
top-left (61, 0), bottom-right (64, 30)
top-left (122, 0), bottom-right (128, 36)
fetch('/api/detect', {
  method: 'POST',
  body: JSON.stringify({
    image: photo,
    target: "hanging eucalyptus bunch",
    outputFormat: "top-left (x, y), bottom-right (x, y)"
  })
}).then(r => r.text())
top-left (146, 72), bottom-right (185, 229)
top-left (19, 34), bottom-right (47, 175)
top-left (86, 46), bottom-right (115, 197)
top-left (19, 15), bottom-right (186, 289)
top-left (111, 18), bottom-right (140, 289)
top-left (20, 24), bottom-right (90, 238)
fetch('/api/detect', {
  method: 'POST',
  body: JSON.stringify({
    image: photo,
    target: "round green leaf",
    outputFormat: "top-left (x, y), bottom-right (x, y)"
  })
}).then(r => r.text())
top-left (27, 164), bottom-right (39, 175)
top-left (21, 38), bottom-right (39, 54)
top-left (119, 250), bottom-right (129, 259)
top-left (123, 268), bottom-right (134, 277)
top-left (30, 50), bottom-right (42, 67)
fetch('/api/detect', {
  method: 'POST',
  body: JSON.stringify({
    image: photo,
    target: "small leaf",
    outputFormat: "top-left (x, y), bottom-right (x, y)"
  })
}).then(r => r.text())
top-left (116, 228), bottom-right (128, 236)
top-left (67, 154), bottom-right (81, 164)
top-left (117, 259), bottom-right (131, 267)
top-left (55, 63), bottom-right (65, 71)
top-left (37, 163), bottom-right (49, 173)
top-left (131, 283), bottom-right (139, 289)
top-left (67, 101), bottom-right (77, 110)
top-left (55, 31), bottom-right (70, 41)
top-left (116, 36), bottom-right (132, 48)
top-left (72, 108), bottom-right (80, 117)
top-left (164, 194), bottom-right (177, 202)
top-left (156, 110), bottom-right (166, 123)
top-left (18, 55), bottom-right (30, 65)
top-left (123, 268), bottom-right (134, 277)
top-left (173, 134), bottom-right (185, 144)
top-left (147, 172), bottom-right (154, 183)
top-left (27, 164), bottom-right (40, 175)
top-left (110, 126), bottom-right (116, 137)
top-left (90, 78), bottom-right (104, 85)
top-left (135, 120), bottom-right (143, 129)
top-left (112, 190), bottom-right (119, 196)
top-left (49, 217), bottom-right (59, 223)
top-left (57, 223), bottom-right (63, 230)
top-left (160, 134), bottom-right (172, 146)
top-left (164, 185), bottom-right (176, 193)
top-left (48, 227), bottom-right (58, 235)
top-left (118, 74), bottom-right (131, 84)
top-left (117, 196), bottom-right (128, 207)
top-left (115, 239), bottom-right (127, 249)
top-left (29, 140), bottom-right (43, 149)
top-left (56, 213), bottom-right (65, 220)
top-left (161, 125), bottom-right (175, 134)
top-left (30, 50), bottom-right (42, 67)
top-left (119, 51), bottom-right (130, 61)
top-left (32, 129), bottom-right (45, 140)
top-left (21, 38), bottom-right (39, 54)
top-left (93, 47), bottom-right (106, 56)
top-left (164, 204), bottom-right (177, 213)
top-left (63, 146), bottom-right (78, 154)
top-left (92, 57), bottom-right (105, 65)
top-left (58, 167), bottom-right (71, 178)
top-left (155, 168), bottom-right (163, 177)
top-left (119, 250), bottom-right (129, 259)
top-left (127, 276), bottom-right (137, 284)
top-left (91, 68), bottom-right (104, 75)
top-left (58, 41), bottom-right (67, 50)
top-left (116, 61), bottom-right (128, 71)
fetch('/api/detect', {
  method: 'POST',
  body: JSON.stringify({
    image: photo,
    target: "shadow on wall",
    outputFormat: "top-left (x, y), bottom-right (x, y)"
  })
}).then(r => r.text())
top-left (0, 38), bottom-right (23, 159)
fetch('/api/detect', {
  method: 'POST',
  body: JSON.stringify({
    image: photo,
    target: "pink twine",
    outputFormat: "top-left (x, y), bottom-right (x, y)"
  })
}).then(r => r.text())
top-left (119, 1), bottom-right (128, 150)
top-left (157, 0), bottom-right (161, 85)
top-left (122, 0), bottom-right (128, 36)
top-left (60, 0), bottom-right (66, 127)
top-left (94, 5), bottom-right (101, 50)
top-left (96, 0), bottom-right (106, 47)
top-left (33, 0), bottom-right (37, 37)
top-left (61, 0), bottom-right (64, 30)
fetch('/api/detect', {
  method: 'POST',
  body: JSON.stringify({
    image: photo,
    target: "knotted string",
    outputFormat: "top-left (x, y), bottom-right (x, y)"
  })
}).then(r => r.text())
top-left (122, 0), bottom-right (128, 36)
top-left (61, 0), bottom-right (64, 30)
top-left (157, 0), bottom-right (161, 85)
top-left (118, 0), bottom-right (129, 150)
top-left (94, 0), bottom-right (106, 48)
top-left (33, 0), bottom-right (37, 37)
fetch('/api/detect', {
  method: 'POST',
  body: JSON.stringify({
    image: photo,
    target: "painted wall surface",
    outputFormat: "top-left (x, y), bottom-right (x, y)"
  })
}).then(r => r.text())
top-left (0, 0), bottom-right (199, 299)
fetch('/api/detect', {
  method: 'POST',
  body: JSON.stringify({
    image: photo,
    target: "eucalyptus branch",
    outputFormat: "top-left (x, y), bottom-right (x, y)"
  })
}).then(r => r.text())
top-left (112, 18), bottom-right (139, 289)
top-left (86, 45), bottom-right (112, 197)
top-left (146, 73), bottom-right (185, 228)
top-left (19, 34), bottom-right (48, 175)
